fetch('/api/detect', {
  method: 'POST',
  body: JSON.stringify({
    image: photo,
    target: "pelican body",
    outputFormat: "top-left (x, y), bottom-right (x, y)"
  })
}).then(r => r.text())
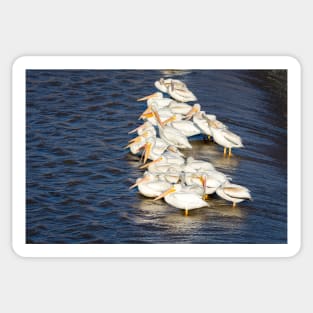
top-left (130, 172), bottom-right (172, 198)
top-left (154, 184), bottom-right (209, 216)
top-left (216, 182), bottom-right (252, 207)
top-left (155, 78), bottom-right (197, 103)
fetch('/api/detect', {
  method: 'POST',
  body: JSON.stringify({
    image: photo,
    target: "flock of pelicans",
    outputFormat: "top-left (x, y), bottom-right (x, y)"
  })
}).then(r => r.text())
top-left (126, 78), bottom-right (252, 216)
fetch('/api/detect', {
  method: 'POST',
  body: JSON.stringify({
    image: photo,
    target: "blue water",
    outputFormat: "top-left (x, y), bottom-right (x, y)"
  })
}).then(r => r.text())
top-left (26, 69), bottom-right (287, 243)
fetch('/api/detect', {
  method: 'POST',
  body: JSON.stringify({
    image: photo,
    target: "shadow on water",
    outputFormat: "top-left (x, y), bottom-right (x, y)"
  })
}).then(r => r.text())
top-left (26, 69), bottom-right (287, 244)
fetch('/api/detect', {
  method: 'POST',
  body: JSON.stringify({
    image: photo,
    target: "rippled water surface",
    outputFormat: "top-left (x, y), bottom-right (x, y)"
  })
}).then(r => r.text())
top-left (26, 69), bottom-right (287, 243)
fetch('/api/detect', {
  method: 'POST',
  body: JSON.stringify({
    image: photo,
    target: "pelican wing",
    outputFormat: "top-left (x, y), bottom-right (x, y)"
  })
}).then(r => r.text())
top-left (168, 87), bottom-right (197, 102)
top-left (171, 121), bottom-right (201, 137)
top-left (223, 129), bottom-right (243, 146)
top-left (169, 192), bottom-right (209, 209)
top-left (161, 126), bottom-right (192, 148)
top-left (147, 181), bottom-right (172, 192)
top-left (223, 186), bottom-right (251, 199)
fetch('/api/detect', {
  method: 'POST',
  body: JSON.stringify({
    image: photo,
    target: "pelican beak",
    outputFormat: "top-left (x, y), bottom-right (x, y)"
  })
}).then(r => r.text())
top-left (153, 187), bottom-right (176, 201)
top-left (162, 115), bottom-right (176, 126)
top-left (128, 136), bottom-right (142, 144)
top-left (124, 143), bottom-right (132, 149)
top-left (139, 112), bottom-right (154, 120)
top-left (200, 175), bottom-right (207, 189)
top-left (140, 157), bottom-right (162, 169)
top-left (129, 176), bottom-right (149, 189)
top-left (143, 142), bottom-right (152, 164)
top-left (151, 109), bottom-right (163, 127)
top-left (137, 92), bottom-right (158, 102)
top-left (139, 107), bottom-right (152, 117)
top-left (128, 124), bottom-right (144, 134)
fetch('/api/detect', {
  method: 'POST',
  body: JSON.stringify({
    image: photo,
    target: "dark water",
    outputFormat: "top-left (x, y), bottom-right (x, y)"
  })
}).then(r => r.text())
top-left (26, 69), bottom-right (287, 244)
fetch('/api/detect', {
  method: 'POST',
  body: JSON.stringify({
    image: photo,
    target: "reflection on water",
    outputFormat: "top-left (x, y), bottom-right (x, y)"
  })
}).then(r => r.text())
top-left (26, 69), bottom-right (287, 244)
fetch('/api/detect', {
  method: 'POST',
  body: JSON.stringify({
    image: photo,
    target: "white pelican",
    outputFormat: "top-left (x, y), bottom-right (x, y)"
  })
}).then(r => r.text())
top-left (216, 181), bottom-right (252, 207)
top-left (154, 78), bottom-right (197, 102)
top-left (154, 184), bottom-right (209, 216)
top-left (130, 172), bottom-right (172, 198)
top-left (162, 115), bottom-right (201, 138)
top-left (152, 108), bottom-right (192, 149)
top-left (168, 80), bottom-right (197, 103)
top-left (209, 121), bottom-right (244, 156)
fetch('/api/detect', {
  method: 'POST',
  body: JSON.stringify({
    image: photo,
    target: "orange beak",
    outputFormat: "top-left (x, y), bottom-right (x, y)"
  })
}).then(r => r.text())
top-left (128, 124), bottom-right (145, 134)
top-left (162, 115), bottom-right (176, 126)
top-left (200, 175), bottom-right (207, 188)
top-left (153, 186), bottom-right (176, 201)
top-left (151, 109), bottom-right (163, 127)
top-left (139, 111), bottom-right (154, 120)
top-left (143, 142), bottom-right (152, 164)
top-left (137, 92), bottom-right (158, 102)
top-left (129, 176), bottom-right (149, 189)
top-left (128, 136), bottom-right (143, 144)
top-left (139, 156), bottom-right (162, 169)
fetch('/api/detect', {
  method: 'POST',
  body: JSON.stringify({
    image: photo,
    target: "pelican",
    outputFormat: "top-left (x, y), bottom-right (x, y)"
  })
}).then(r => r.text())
top-left (154, 184), bottom-right (209, 216)
top-left (152, 108), bottom-right (192, 149)
top-left (154, 78), bottom-right (197, 102)
top-left (130, 172), bottom-right (172, 198)
top-left (216, 181), bottom-right (252, 207)
top-left (208, 120), bottom-right (243, 156)
top-left (168, 80), bottom-right (197, 103)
